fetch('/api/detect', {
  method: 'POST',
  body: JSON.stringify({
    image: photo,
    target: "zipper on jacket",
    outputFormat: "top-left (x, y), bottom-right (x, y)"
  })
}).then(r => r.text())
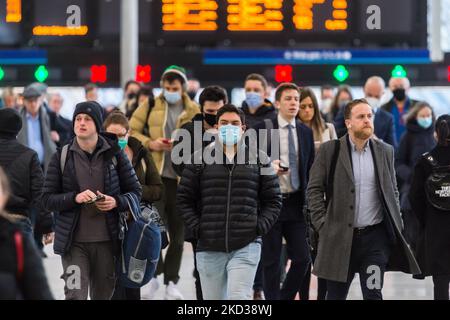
top-left (225, 164), bottom-right (235, 253)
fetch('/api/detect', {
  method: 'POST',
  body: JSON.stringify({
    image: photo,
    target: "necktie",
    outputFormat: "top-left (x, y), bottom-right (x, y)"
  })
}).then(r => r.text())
top-left (288, 124), bottom-right (300, 190)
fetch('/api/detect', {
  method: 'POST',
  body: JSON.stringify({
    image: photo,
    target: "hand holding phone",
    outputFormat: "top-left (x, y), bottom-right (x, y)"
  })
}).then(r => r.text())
top-left (86, 194), bottom-right (105, 204)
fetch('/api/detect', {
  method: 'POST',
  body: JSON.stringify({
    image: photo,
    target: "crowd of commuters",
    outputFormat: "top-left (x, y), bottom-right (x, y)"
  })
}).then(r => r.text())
top-left (0, 67), bottom-right (449, 301)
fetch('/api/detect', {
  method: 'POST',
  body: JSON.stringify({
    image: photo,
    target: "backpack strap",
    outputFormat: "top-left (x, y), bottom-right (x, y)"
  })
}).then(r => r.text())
top-left (141, 158), bottom-right (147, 174)
top-left (143, 98), bottom-right (156, 136)
top-left (60, 144), bottom-right (69, 174)
top-left (325, 140), bottom-right (341, 208)
top-left (14, 231), bottom-right (24, 280)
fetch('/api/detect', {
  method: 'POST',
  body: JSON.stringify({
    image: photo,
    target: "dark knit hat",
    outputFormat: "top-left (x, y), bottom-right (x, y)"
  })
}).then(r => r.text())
top-left (0, 108), bottom-right (22, 139)
top-left (72, 101), bottom-right (103, 133)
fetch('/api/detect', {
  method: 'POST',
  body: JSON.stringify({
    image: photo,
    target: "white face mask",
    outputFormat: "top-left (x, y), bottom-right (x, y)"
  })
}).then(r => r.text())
top-left (365, 97), bottom-right (381, 114)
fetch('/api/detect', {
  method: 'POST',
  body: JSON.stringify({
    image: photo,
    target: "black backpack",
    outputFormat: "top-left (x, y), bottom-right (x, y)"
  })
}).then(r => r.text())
top-left (423, 153), bottom-right (450, 211)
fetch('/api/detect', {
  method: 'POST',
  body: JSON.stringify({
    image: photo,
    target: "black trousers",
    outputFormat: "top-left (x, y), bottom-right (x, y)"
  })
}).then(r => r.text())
top-left (190, 239), bottom-right (203, 300)
top-left (262, 194), bottom-right (311, 300)
top-left (300, 253), bottom-right (327, 300)
top-left (326, 223), bottom-right (391, 300)
top-left (432, 275), bottom-right (450, 300)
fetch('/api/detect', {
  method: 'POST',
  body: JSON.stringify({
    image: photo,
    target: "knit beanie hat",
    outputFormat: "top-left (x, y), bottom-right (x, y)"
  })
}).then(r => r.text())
top-left (160, 65), bottom-right (188, 90)
top-left (72, 101), bottom-right (103, 133)
top-left (0, 108), bottom-right (22, 139)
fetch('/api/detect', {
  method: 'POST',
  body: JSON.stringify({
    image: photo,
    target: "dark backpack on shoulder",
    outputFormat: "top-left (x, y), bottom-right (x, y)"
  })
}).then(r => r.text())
top-left (118, 193), bottom-right (161, 288)
top-left (423, 153), bottom-right (450, 211)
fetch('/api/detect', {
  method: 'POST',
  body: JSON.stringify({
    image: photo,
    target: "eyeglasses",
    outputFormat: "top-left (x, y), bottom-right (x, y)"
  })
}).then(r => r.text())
top-left (299, 104), bottom-right (314, 110)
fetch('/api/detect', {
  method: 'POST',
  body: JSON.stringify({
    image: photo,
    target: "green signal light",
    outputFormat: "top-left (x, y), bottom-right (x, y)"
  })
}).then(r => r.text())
top-left (0, 67), bottom-right (4, 81)
top-left (34, 65), bottom-right (49, 82)
top-left (333, 65), bottom-right (349, 82)
top-left (392, 65), bottom-right (407, 78)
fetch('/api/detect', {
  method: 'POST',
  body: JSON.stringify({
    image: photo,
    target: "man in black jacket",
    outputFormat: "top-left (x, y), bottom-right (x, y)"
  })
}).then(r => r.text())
top-left (382, 76), bottom-right (419, 143)
top-left (42, 101), bottom-right (142, 300)
top-left (177, 104), bottom-right (282, 300)
top-left (241, 73), bottom-right (278, 129)
top-left (0, 108), bottom-right (53, 241)
top-left (172, 85), bottom-right (227, 300)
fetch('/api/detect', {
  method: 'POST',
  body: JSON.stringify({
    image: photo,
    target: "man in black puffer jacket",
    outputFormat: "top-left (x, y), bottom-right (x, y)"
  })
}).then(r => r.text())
top-left (42, 101), bottom-right (142, 300)
top-left (177, 104), bottom-right (282, 300)
top-left (0, 108), bottom-right (53, 239)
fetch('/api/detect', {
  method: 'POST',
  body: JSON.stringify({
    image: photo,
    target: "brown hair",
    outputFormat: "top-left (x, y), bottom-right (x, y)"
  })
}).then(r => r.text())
top-left (344, 98), bottom-right (370, 120)
top-left (103, 110), bottom-right (130, 131)
top-left (245, 73), bottom-right (268, 90)
top-left (330, 85), bottom-right (353, 116)
top-left (299, 87), bottom-right (326, 141)
top-left (275, 82), bottom-right (300, 102)
top-left (405, 101), bottom-right (435, 124)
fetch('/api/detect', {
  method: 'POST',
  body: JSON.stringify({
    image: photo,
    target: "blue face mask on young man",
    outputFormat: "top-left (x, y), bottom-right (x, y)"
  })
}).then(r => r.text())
top-left (417, 117), bottom-right (433, 129)
top-left (218, 124), bottom-right (242, 146)
top-left (164, 90), bottom-right (182, 104)
top-left (245, 92), bottom-right (263, 109)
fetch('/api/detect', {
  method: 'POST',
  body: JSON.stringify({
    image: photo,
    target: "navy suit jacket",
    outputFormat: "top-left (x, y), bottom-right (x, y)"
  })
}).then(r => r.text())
top-left (333, 108), bottom-right (397, 148)
top-left (254, 117), bottom-right (315, 203)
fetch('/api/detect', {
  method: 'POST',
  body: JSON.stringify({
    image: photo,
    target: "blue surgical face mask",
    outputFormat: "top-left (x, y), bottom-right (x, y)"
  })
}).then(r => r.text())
top-left (417, 117), bottom-right (433, 129)
top-left (164, 90), bottom-right (182, 104)
top-left (118, 138), bottom-right (128, 150)
top-left (218, 124), bottom-right (241, 146)
top-left (245, 92), bottom-right (263, 109)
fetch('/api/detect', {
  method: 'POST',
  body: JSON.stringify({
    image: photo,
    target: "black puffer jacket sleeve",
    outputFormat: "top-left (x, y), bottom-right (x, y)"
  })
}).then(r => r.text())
top-left (115, 150), bottom-right (143, 212)
top-left (257, 161), bottom-right (282, 236)
top-left (30, 153), bottom-right (45, 209)
top-left (42, 152), bottom-right (78, 213)
top-left (176, 163), bottom-right (201, 237)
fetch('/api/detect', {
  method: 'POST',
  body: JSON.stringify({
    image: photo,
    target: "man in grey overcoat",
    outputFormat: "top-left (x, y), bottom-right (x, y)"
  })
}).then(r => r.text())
top-left (307, 98), bottom-right (421, 300)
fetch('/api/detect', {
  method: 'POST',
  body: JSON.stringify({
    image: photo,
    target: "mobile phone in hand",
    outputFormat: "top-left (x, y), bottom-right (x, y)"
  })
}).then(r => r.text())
top-left (279, 164), bottom-right (289, 172)
top-left (162, 138), bottom-right (171, 144)
top-left (86, 195), bottom-right (105, 204)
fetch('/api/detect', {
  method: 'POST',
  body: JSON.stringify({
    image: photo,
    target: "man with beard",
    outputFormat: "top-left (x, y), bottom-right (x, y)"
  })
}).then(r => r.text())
top-left (307, 99), bottom-right (420, 300)
top-left (382, 77), bottom-right (419, 143)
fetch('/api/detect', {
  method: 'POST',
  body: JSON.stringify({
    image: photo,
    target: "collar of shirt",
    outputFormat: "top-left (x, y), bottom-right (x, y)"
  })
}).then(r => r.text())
top-left (277, 114), bottom-right (296, 129)
top-left (26, 112), bottom-right (39, 121)
top-left (348, 136), bottom-right (370, 153)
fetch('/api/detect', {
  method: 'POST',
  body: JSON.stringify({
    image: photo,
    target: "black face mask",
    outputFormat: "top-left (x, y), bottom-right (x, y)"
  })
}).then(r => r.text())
top-left (188, 91), bottom-right (197, 100)
top-left (393, 88), bottom-right (406, 101)
top-left (203, 113), bottom-right (216, 127)
top-left (127, 93), bottom-right (137, 100)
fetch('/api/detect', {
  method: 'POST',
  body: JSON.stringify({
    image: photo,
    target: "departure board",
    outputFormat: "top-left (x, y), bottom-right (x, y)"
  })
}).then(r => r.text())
top-left (0, 0), bottom-right (426, 48)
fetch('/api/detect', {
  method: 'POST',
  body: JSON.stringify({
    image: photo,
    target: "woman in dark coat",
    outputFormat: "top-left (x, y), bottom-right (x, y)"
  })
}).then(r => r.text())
top-left (104, 111), bottom-right (163, 300)
top-left (0, 167), bottom-right (53, 300)
top-left (409, 114), bottom-right (450, 300)
top-left (396, 102), bottom-right (436, 248)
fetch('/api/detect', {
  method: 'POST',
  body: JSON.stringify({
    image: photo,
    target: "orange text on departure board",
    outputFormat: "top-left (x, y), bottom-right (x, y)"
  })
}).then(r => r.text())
top-left (162, 0), bottom-right (218, 31)
top-left (293, 0), bottom-right (348, 31)
top-left (6, 0), bottom-right (22, 22)
top-left (227, 0), bottom-right (284, 31)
